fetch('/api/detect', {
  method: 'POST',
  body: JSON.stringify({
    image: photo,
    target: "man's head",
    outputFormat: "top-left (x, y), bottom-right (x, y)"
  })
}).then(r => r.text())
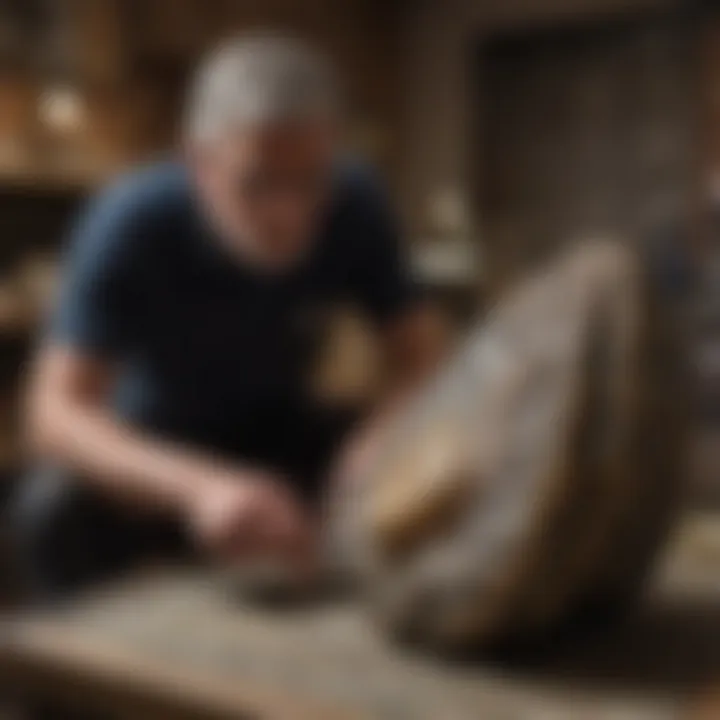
top-left (185, 34), bottom-right (340, 271)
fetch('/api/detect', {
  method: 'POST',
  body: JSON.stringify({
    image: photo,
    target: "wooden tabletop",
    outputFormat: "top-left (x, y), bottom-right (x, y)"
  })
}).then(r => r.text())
top-left (2, 514), bottom-right (720, 719)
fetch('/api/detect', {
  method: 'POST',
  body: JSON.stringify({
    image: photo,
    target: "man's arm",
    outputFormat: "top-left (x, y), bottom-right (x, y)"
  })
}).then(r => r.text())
top-left (26, 345), bottom-right (245, 514)
top-left (25, 344), bottom-right (313, 565)
top-left (333, 170), bottom-right (451, 481)
top-left (332, 302), bottom-right (449, 483)
top-left (382, 300), bottom-right (450, 400)
top-left (348, 169), bottom-right (451, 400)
top-left (25, 176), bottom-right (312, 566)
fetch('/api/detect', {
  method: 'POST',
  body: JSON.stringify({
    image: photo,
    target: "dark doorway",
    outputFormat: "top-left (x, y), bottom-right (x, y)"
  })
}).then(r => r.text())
top-left (478, 14), bottom-right (694, 283)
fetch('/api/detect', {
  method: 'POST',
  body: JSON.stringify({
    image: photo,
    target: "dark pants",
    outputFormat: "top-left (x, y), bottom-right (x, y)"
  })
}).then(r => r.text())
top-left (9, 467), bottom-right (192, 603)
top-left (10, 408), bottom-right (358, 603)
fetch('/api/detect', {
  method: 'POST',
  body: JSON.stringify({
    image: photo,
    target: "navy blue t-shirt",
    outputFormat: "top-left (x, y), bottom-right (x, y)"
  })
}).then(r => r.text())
top-left (50, 161), bottom-right (415, 484)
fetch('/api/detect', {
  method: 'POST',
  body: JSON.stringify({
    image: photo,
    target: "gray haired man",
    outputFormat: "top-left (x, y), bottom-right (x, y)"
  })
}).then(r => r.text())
top-left (15, 34), bottom-right (439, 599)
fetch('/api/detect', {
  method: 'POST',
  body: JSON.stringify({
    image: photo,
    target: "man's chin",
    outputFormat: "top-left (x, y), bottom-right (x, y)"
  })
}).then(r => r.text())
top-left (223, 236), bottom-right (310, 274)
top-left (256, 247), bottom-right (309, 274)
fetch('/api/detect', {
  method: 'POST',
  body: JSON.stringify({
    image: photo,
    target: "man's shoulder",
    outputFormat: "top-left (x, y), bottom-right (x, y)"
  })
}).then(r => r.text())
top-left (92, 160), bottom-right (192, 223)
top-left (67, 160), bottom-right (193, 266)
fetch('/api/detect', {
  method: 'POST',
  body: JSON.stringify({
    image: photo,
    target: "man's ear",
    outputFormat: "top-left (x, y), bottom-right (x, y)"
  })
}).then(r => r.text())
top-left (182, 136), bottom-right (221, 182)
top-left (181, 141), bottom-right (203, 179)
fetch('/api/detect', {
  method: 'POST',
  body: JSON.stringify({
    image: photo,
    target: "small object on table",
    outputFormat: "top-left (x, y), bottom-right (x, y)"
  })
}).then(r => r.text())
top-left (223, 560), bottom-right (318, 607)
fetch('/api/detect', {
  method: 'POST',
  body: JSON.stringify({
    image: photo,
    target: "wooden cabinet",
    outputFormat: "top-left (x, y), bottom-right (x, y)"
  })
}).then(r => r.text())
top-left (0, 76), bottom-right (36, 169)
top-left (480, 17), bottom-right (692, 276)
top-left (70, 0), bottom-right (130, 86)
top-left (131, 0), bottom-right (222, 60)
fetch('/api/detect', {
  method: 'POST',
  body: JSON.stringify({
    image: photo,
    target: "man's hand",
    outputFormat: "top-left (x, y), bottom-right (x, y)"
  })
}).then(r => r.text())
top-left (27, 347), bottom-right (317, 577)
top-left (331, 302), bottom-right (450, 488)
top-left (186, 470), bottom-right (316, 571)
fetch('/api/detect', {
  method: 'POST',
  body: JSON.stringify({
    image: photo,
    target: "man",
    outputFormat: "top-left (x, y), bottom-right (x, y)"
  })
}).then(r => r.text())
top-left (14, 35), bottom-right (438, 600)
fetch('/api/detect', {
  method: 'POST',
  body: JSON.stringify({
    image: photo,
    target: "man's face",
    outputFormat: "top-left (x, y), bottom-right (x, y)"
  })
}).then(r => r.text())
top-left (191, 120), bottom-right (336, 271)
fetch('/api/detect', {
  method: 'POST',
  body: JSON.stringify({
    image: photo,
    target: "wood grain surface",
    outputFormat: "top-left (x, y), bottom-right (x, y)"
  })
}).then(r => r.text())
top-left (3, 513), bottom-right (720, 718)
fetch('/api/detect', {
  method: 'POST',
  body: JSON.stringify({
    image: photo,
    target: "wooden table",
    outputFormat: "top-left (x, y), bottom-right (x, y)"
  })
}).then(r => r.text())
top-left (2, 514), bottom-right (720, 719)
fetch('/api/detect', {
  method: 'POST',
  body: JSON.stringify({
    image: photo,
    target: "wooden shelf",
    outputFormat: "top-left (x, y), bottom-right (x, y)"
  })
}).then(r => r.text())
top-left (0, 164), bottom-right (106, 195)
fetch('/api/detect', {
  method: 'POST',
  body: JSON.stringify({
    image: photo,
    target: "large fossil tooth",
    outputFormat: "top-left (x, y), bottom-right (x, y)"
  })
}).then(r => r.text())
top-left (328, 238), bottom-right (686, 650)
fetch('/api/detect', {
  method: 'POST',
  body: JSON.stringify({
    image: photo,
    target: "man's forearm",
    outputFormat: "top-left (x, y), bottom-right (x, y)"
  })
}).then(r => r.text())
top-left (29, 399), bottom-right (233, 515)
